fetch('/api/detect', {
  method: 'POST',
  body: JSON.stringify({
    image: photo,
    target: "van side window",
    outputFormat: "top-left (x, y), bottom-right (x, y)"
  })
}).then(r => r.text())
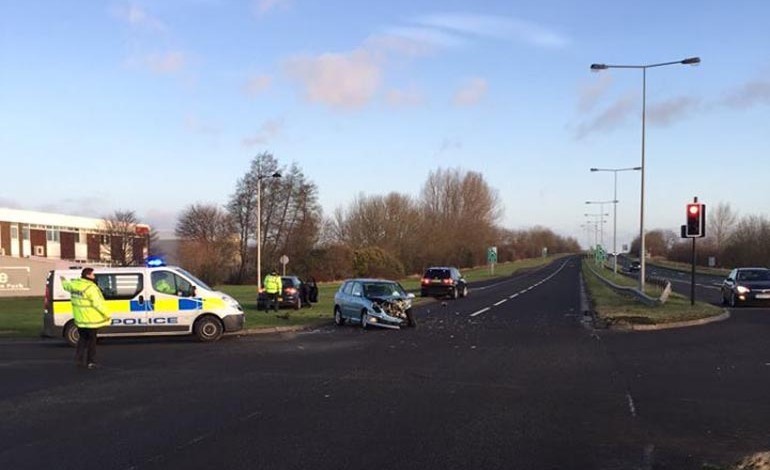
top-left (152, 271), bottom-right (195, 297)
top-left (94, 274), bottom-right (143, 300)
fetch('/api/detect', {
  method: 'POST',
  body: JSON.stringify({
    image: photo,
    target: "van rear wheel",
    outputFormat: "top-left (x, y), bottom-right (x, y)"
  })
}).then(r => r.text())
top-left (64, 321), bottom-right (79, 347)
top-left (194, 316), bottom-right (224, 342)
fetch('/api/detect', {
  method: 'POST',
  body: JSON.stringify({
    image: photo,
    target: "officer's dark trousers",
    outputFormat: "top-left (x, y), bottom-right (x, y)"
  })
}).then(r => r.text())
top-left (267, 293), bottom-right (279, 312)
top-left (76, 327), bottom-right (99, 365)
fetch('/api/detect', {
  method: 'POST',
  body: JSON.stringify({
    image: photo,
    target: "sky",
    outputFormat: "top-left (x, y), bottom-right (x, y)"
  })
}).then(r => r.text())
top-left (1, 0), bottom-right (769, 248)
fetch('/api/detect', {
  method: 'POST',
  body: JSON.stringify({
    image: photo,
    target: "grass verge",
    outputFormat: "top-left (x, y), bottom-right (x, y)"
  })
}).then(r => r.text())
top-left (582, 260), bottom-right (723, 326)
top-left (0, 254), bottom-right (566, 338)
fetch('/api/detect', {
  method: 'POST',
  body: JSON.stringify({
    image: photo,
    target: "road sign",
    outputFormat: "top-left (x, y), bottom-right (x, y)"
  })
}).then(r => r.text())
top-left (487, 247), bottom-right (497, 263)
top-left (279, 255), bottom-right (289, 265)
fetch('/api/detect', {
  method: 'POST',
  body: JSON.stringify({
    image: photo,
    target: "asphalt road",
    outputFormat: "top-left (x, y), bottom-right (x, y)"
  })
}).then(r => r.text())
top-left (1, 256), bottom-right (768, 470)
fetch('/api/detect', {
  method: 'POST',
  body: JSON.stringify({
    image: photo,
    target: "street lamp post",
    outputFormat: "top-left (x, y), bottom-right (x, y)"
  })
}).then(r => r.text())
top-left (590, 57), bottom-right (700, 292)
top-left (584, 213), bottom-right (608, 248)
top-left (590, 167), bottom-right (642, 273)
top-left (256, 169), bottom-right (282, 289)
top-left (585, 201), bottom-right (616, 247)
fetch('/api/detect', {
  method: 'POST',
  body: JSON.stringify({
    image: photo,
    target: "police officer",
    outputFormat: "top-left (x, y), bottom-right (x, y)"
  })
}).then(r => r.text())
top-left (263, 269), bottom-right (283, 315)
top-left (61, 267), bottom-right (111, 369)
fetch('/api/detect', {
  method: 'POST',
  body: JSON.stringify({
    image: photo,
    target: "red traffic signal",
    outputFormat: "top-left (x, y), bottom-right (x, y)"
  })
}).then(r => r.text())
top-left (685, 203), bottom-right (705, 237)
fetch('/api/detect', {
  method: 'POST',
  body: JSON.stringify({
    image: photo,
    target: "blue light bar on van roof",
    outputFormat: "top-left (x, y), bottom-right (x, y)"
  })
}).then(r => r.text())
top-left (145, 256), bottom-right (166, 267)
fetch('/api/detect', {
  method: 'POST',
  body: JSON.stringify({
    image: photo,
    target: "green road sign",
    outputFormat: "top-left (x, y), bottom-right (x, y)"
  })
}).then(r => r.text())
top-left (487, 246), bottom-right (498, 263)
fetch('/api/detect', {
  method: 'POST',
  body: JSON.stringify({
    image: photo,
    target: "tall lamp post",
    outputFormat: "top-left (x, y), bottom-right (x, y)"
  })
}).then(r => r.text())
top-left (584, 203), bottom-right (614, 247)
top-left (589, 167), bottom-right (641, 273)
top-left (256, 170), bottom-right (282, 288)
top-left (584, 213), bottom-right (608, 248)
top-left (590, 56), bottom-right (700, 292)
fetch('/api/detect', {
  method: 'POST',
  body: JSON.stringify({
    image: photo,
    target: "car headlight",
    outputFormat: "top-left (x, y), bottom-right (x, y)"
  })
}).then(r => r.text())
top-left (736, 285), bottom-right (750, 294)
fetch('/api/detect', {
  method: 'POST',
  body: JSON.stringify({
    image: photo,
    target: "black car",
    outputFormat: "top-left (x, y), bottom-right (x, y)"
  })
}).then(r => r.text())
top-left (628, 261), bottom-right (641, 272)
top-left (420, 267), bottom-right (468, 299)
top-left (257, 276), bottom-right (304, 310)
top-left (721, 267), bottom-right (770, 307)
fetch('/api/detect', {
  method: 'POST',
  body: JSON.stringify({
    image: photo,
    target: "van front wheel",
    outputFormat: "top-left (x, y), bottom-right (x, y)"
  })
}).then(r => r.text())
top-left (64, 321), bottom-right (79, 347)
top-left (194, 316), bottom-right (224, 342)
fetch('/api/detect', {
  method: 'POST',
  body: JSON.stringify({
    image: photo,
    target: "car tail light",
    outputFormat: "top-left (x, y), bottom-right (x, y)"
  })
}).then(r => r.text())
top-left (285, 288), bottom-right (297, 295)
top-left (421, 278), bottom-right (430, 285)
top-left (442, 279), bottom-right (454, 285)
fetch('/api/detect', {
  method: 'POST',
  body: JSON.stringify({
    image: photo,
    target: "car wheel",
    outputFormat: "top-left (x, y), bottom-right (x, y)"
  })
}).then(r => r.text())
top-left (360, 310), bottom-right (369, 330)
top-left (420, 290), bottom-right (427, 298)
top-left (64, 321), bottom-right (79, 347)
top-left (294, 298), bottom-right (301, 310)
top-left (194, 316), bottom-right (223, 342)
top-left (460, 285), bottom-right (468, 298)
top-left (721, 290), bottom-right (728, 306)
top-left (334, 307), bottom-right (345, 326)
top-left (405, 308), bottom-right (417, 328)
top-left (729, 292), bottom-right (737, 308)
top-left (451, 287), bottom-right (458, 300)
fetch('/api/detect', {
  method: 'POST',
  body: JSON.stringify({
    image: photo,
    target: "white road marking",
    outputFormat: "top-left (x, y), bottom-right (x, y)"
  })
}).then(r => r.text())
top-left (509, 293), bottom-right (519, 299)
top-left (470, 307), bottom-right (491, 317)
top-left (493, 299), bottom-right (507, 306)
top-left (626, 392), bottom-right (637, 418)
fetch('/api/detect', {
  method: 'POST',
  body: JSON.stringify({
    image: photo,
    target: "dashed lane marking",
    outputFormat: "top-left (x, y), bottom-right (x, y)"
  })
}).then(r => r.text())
top-left (470, 307), bottom-right (491, 317)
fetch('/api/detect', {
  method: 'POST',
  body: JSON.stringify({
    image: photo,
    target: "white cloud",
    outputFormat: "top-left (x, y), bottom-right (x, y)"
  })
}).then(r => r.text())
top-left (242, 119), bottom-right (284, 147)
top-left (113, 3), bottom-right (166, 31)
top-left (415, 13), bottom-right (569, 48)
top-left (243, 74), bottom-right (272, 97)
top-left (453, 78), bottom-right (487, 107)
top-left (253, 0), bottom-right (290, 16)
top-left (284, 50), bottom-right (381, 110)
top-left (386, 87), bottom-right (424, 108)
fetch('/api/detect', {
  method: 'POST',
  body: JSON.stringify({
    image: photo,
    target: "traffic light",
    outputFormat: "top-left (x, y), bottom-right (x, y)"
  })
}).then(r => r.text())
top-left (685, 203), bottom-right (706, 237)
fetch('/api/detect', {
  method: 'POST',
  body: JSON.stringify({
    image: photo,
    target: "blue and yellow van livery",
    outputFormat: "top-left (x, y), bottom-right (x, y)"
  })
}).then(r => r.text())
top-left (43, 266), bottom-right (244, 346)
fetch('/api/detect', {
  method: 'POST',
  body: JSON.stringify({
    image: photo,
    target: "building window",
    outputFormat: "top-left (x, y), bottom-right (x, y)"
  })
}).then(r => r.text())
top-left (22, 227), bottom-right (30, 240)
top-left (11, 226), bottom-right (18, 239)
top-left (46, 229), bottom-right (60, 242)
top-left (100, 235), bottom-right (109, 244)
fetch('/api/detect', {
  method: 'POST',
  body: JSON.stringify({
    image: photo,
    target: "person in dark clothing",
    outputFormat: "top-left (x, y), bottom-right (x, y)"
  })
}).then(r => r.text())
top-left (299, 280), bottom-right (311, 308)
top-left (307, 276), bottom-right (319, 303)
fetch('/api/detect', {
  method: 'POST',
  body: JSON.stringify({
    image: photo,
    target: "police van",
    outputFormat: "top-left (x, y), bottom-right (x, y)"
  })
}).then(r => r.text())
top-left (43, 262), bottom-right (245, 346)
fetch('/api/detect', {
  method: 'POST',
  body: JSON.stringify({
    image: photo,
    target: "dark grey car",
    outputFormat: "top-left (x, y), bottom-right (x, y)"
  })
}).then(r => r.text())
top-left (721, 267), bottom-right (770, 307)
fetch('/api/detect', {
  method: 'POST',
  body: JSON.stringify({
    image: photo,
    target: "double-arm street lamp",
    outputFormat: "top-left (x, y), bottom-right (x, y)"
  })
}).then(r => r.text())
top-left (590, 56), bottom-right (700, 291)
top-left (256, 170), bottom-right (282, 288)
top-left (584, 202), bottom-right (615, 247)
top-left (584, 213), bottom-right (608, 248)
top-left (589, 167), bottom-right (642, 273)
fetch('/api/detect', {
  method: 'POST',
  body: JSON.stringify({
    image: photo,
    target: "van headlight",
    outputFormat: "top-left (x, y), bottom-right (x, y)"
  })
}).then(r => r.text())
top-left (736, 285), bottom-right (750, 294)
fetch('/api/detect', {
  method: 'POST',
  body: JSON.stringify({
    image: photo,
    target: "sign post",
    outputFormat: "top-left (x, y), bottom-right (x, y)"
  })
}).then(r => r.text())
top-left (487, 246), bottom-right (497, 275)
top-left (279, 255), bottom-right (289, 276)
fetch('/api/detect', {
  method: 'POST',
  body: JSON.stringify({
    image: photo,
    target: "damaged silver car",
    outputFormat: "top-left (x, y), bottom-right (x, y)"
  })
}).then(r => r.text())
top-left (333, 279), bottom-right (416, 329)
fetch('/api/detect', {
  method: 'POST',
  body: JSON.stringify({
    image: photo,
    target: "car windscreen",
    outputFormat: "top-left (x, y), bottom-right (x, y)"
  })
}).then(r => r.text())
top-left (174, 268), bottom-right (213, 291)
top-left (363, 282), bottom-right (406, 298)
top-left (738, 270), bottom-right (770, 281)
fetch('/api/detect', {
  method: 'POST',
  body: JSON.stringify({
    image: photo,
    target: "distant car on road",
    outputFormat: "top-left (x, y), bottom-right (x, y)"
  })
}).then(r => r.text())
top-left (420, 267), bottom-right (468, 299)
top-left (257, 276), bottom-right (303, 310)
top-left (333, 279), bottom-right (416, 329)
top-left (721, 267), bottom-right (770, 307)
top-left (628, 261), bottom-right (641, 272)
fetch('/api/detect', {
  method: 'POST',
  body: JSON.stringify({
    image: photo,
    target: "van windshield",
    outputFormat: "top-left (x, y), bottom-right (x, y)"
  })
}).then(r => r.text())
top-left (174, 268), bottom-right (212, 291)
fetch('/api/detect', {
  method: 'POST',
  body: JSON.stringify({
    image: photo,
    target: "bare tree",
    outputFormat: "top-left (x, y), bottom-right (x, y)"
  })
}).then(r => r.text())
top-left (102, 210), bottom-right (144, 266)
top-left (175, 203), bottom-right (237, 285)
top-left (721, 215), bottom-right (770, 268)
top-left (707, 202), bottom-right (738, 260)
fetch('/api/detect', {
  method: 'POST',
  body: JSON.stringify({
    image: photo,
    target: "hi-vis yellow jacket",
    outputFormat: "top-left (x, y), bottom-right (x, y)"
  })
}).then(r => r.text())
top-left (61, 277), bottom-right (112, 328)
top-left (263, 274), bottom-right (282, 294)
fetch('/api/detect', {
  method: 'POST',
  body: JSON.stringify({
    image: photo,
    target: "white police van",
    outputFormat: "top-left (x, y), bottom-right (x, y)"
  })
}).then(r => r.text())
top-left (43, 259), bottom-right (244, 346)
